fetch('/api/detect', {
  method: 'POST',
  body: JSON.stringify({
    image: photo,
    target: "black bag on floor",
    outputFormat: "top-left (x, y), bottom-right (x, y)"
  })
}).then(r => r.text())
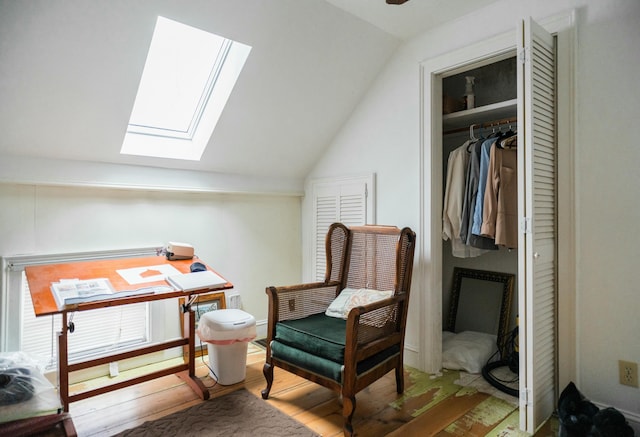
top-left (0, 363), bottom-right (34, 406)
top-left (558, 381), bottom-right (634, 437)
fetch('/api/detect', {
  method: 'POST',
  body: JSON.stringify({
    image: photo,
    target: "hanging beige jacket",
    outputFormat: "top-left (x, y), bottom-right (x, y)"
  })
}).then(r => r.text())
top-left (480, 143), bottom-right (518, 248)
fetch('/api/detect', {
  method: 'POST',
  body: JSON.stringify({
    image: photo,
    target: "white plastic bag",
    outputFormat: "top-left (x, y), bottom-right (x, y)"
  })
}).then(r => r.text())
top-left (0, 352), bottom-right (60, 423)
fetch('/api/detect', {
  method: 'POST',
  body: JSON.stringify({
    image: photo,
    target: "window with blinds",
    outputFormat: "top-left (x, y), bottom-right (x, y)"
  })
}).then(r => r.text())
top-left (21, 273), bottom-right (149, 368)
top-left (311, 175), bottom-right (375, 281)
top-left (2, 247), bottom-right (157, 370)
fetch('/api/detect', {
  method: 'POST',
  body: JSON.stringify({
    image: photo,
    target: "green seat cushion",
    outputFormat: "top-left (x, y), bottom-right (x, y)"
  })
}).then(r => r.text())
top-left (271, 340), bottom-right (401, 383)
top-left (271, 340), bottom-right (343, 381)
top-left (273, 312), bottom-right (402, 383)
top-left (275, 313), bottom-right (347, 363)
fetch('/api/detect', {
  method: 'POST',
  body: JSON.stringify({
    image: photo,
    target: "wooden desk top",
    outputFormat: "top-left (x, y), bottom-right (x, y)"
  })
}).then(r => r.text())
top-left (25, 256), bottom-right (233, 317)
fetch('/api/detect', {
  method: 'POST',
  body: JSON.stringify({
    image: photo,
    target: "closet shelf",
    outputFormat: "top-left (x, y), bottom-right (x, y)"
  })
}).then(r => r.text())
top-left (443, 98), bottom-right (517, 131)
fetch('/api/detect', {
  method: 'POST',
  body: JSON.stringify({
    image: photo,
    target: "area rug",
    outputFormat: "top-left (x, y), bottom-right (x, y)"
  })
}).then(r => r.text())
top-left (253, 338), bottom-right (268, 349)
top-left (113, 389), bottom-right (319, 437)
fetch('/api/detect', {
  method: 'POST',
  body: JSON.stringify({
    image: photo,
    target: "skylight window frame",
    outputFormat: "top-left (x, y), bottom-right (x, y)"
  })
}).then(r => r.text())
top-left (126, 39), bottom-right (233, 141)
top-left (120, 17), bottom-right (251, 161)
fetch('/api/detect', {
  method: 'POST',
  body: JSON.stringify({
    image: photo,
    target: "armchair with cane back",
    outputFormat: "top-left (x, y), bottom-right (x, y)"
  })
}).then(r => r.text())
top-left (261, 223), bottom-right (416, 436)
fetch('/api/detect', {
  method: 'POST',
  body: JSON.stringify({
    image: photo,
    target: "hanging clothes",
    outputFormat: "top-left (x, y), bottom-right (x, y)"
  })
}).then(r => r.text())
top-left (471, 136), bottom-right (498, 237)
top-left (443, 141), bottom-right (487, 258)
top-left (481, 138), bottom-right (518, 248)
top-left (460, 138), bottom-right (498, 251)
top-left (501, 134), bottom-right (517, 148)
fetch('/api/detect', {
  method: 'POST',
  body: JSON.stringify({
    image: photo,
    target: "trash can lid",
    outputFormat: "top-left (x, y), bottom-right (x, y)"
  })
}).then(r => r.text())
top-left (200, 308), bottom-right (255, 326)
top-left (197, 309), bottom-right (256, 342)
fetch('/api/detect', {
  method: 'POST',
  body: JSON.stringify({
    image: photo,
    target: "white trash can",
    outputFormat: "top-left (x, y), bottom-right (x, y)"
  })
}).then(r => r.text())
top-left (196, 309), bottom-right (256, 385)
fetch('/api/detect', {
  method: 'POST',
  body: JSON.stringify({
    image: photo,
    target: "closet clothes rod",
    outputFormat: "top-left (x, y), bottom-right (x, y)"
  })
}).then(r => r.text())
top-left (443, 116), bottom-right (518, 135)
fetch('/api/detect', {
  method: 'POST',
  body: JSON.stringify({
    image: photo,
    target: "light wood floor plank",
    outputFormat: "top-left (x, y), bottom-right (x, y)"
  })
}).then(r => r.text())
top-left (386, 389), bottom-right (490, 437)
top-left (32, 345), bottom-right (554, 436)
top-left (435, 396), bottom-right (518, 436)
top-left (486, 410), bottom-right (530, 437)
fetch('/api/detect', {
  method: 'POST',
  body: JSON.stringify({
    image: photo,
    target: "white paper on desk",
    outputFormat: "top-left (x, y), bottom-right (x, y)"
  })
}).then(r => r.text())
top-left (166, 270), bottom-right (227, 292)
top-left (116, 264), bottom-right (182, 285)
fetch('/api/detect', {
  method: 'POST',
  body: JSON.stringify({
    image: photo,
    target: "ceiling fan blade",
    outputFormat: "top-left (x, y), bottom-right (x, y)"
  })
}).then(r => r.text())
top-left (386, 0), bottom-right (410, 4)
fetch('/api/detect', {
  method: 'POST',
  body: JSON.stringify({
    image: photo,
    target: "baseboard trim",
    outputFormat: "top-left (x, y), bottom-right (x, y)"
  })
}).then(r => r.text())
top-left (255, 318), bottom-right (268, 339)
top-left (593, 401), bottom-right (640, 434)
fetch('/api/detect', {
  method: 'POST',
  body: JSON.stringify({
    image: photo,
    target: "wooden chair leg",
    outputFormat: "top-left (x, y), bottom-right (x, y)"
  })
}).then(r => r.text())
top-left (342, 394), bottom-right (356, 437)
top-left (261, 362), bottom-right (273, 399)
top-left (395, 364), bottom-right (405, 394)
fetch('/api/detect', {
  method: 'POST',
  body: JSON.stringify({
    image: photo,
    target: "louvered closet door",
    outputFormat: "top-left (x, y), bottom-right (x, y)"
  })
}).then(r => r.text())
top-left (312, 179), bottom-right (369, 281)
top-left (517, 17), bottom-right (557, 433)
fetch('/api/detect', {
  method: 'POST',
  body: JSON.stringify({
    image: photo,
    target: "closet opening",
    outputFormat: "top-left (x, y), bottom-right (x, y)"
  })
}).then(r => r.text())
top-left (440, 54), bottom-right (521, 397)
top-left (422, 15), bottom-right (570, 432)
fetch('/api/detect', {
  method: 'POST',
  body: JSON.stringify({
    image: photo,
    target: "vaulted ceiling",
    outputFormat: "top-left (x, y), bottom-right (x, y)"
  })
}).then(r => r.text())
top-left (324, 0), bottom-right (500, 40)
top-left (0, 0), bottom-right (498, 182)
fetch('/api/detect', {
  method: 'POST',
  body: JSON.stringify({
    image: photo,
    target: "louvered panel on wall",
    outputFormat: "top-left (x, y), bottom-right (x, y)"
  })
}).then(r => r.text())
top-left (519, 17), bottom-right (557, 433)
top-left (311, 177), bottom-right (372, 282)
top-left (339, 194), bottom-right (365, 225)
top-left (337, 181), bottom-right (367, 227)
top-left (315, 194), bottom-right (338, 281)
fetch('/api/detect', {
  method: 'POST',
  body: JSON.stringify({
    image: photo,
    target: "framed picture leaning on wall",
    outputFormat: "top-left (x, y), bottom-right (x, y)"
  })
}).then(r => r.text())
top-left (179, 291), bottom-right (226, 357)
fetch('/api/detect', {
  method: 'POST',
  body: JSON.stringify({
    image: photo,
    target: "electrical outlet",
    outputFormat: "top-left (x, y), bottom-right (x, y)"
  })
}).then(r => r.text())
top-left (227, 293), bottom-right (241, 309)
top-left (618, 360), bottom-right (638, 388)
top-left (109, 361), bottom-right (119, 378)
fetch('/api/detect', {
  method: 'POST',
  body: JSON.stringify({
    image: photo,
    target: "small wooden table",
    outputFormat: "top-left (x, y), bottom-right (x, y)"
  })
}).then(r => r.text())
top-left (24, 256), bottom-right (233, 414)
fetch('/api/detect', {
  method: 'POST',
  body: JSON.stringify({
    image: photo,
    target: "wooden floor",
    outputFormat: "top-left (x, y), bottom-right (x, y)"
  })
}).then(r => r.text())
top-left (40, 343), bottom-right (557, 436)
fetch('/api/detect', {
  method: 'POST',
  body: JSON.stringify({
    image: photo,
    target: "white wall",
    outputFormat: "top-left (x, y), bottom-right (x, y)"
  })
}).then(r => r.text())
top-left (0, 183), bottom-right (302, 339)
top-left (307, 0), bottom-right (640, 426)
top-left (302, 32), bottom-right (424, 365)
top-left (571, 0), bottom-right (640, 421)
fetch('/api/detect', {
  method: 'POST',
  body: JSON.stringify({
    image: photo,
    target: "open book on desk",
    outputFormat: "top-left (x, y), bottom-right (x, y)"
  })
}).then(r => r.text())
top-left (166, 270), bottom-right (227, 292)
top-left (50, 278), bottom-right (156, 309)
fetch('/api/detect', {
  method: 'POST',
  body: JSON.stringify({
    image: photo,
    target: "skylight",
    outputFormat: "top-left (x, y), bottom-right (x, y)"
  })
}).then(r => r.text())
top-left (121, 17), bottom-right (251, 161)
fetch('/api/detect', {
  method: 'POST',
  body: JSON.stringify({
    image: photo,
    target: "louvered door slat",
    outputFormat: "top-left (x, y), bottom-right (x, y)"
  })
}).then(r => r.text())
top-left (311, 178), bottom-right (372, 281)
top-left (518, 17), bottom-right (557, 433)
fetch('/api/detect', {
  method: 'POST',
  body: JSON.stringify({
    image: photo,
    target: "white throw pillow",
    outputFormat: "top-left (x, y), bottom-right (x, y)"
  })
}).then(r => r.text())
top-left (325, 288), bottom-right (394, 319)
top-left (442, 330), bottom-right (498, 374)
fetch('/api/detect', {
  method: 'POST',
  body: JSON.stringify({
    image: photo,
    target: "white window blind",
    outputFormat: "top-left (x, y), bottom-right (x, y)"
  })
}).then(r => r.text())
top-left (311, 175), bottom-right (375, 281)
top-left (21, 274), bottom-right (149, 366)
top-left (2, 247), bottom-right (158, 369)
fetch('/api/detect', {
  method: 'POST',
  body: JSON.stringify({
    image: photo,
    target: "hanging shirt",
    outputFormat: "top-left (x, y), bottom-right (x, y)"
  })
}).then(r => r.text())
top-left (443, 141), bottom-right (487, 258)
top-left (459, 140), bottom-right (476, 243)
top-left (471, 137), bottom-right (498, 236)
top-left (481, 142), bottom-right (518, 248)
top-left (460, 138), bottom-right (498, 251)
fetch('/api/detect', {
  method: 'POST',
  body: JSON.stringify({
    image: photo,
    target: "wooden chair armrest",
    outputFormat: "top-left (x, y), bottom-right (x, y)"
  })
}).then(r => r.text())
top-left (349, 293), bottom-right (406, 315)
top-left (266, 281), bottom-right (341, 295)
top-left (345, 293), bottom-right (408, 357)
top-left (264, 281), bottom-right (342, 341)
